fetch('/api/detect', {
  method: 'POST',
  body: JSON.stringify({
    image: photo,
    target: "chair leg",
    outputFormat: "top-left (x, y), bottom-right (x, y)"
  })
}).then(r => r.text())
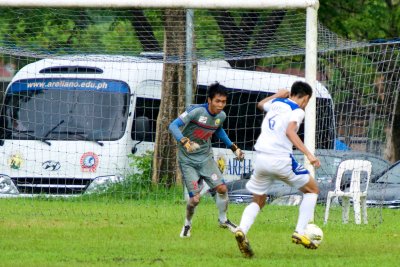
top-left (353, 194), bottom-right (361, 224)
top-left (342, 197), bottom-right (350, 224)
top-left (324, 194), bottom-right (332, 225)
top-left (361, 196), bottom-right (368, 224)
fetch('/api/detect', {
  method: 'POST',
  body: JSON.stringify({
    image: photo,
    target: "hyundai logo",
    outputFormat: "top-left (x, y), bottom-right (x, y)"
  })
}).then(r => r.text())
top-left (42, 160), bottom-right (61, 171)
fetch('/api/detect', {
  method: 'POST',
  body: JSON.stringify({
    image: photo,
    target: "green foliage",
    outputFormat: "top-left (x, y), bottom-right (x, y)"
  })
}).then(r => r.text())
top-left (320, 0), bottom-right (400, 40)
top-left (258, 55), bottom-right (305, 71)
top-left (319, 47), bottom-right (382, 106)
top-left (194, 10), bottom-right (225, 57)
top-left (104, 151), bottom-right (153, 200)
top-left (368, 119), bottom-right (387, 142)
top-left (0, 8), bottom-right (142, 55)
top-left (143, 9), bottom-right (164, 46)
top-left (88, 151), bottom-right (183, 201)
top-left (0, 4), bottom-right (398, 58)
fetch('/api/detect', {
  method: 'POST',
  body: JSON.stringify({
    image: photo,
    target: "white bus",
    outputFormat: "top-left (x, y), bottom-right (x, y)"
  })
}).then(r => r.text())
top-left (0, 55), bottom-right (335, 196)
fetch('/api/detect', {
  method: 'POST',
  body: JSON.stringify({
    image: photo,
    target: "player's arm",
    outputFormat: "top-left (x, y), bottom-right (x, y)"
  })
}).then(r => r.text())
top-left (169, 118), bottom-right (185, 141)
top-left (257, 89), bottom-right (290, 111)
top-left (168, 115), bottom-right (200, 153)
top-left (286, 122), bottom-right (321, 168)
top-left (215, 127), bottom-right (244, 161)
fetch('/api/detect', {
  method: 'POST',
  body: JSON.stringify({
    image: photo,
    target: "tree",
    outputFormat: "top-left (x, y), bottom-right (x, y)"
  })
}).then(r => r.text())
top-left (151, 9), bottom-right (197, 187)
top-left (319, 0), bottom-right (400, 40)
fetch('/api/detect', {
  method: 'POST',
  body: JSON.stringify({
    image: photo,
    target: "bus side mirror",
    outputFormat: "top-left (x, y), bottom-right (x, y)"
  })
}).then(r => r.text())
top-left (135, 116), bottom-right (149, 141)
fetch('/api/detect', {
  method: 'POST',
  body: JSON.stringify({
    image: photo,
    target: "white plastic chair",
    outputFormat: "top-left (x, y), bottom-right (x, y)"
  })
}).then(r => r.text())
top-left (324, 159), bottom-right (372, 225)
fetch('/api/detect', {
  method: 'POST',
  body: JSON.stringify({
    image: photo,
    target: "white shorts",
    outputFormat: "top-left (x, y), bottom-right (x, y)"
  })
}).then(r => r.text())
top-left (246, 152), bottom-right (310, 196)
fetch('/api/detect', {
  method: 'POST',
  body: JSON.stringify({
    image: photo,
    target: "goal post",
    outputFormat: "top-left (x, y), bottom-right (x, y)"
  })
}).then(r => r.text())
top-left (0, 0), bottom-right (321, 192)
top-left (305, 6), bottom-right (318, 175)
top-left (0, 2), bottom-right (320, 158)
top-left (0, 0), bottom-right (319, 9)
top-left (0, 1), bottom-right (320, 163)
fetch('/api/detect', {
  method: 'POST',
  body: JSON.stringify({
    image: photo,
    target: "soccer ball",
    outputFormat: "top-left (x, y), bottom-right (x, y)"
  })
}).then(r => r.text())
top-left (304, 223), bottom-right (323, 246)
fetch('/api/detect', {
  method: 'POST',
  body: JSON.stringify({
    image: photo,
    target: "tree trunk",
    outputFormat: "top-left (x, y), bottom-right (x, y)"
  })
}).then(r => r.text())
top-left (389, 95), bottom-right (400, 161)
top-left (380, 43), bottom-right (400, 162)
top-left (152, 9), bottom-right (196, 187)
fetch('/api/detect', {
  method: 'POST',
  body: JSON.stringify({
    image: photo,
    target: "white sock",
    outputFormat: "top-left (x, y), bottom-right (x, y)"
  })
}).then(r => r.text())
top-left (295, 193), bottom-right (318, 234)
top-left (185, 218), bottom-right (191, 226)
top-left (216, 192), bottom-right (228, 222)
top-left (239, 202), bottom-right (260, 235)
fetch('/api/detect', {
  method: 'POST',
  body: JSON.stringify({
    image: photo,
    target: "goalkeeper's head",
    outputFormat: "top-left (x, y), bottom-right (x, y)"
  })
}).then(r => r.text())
top-left (207, 82), bottom-right (228, 100)
top-left (207, 82), bottom-right (228, 114)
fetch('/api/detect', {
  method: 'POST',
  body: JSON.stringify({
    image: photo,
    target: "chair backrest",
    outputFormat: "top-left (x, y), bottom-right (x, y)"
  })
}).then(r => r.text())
top-left (334, 159), bottom-right (373, 193)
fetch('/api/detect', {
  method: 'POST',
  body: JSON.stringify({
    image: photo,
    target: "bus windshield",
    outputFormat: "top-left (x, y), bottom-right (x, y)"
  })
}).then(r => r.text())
top-left (0, 78), bottom-right (130, 141)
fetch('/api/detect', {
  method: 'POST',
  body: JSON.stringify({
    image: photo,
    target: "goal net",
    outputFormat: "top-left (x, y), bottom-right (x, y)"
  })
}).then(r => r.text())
top-left (0, 2), bottom-right (398, 225)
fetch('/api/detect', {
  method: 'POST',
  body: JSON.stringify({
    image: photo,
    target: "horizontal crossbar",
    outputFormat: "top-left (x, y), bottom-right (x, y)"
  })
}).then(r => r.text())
top-left (0, 0), bottom-right (319, 9)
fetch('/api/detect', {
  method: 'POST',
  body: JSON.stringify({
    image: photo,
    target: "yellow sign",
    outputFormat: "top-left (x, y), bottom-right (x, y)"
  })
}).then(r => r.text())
top-left (216, 155), bottom-right (226, 173)
top-left (9, 153), bottom-right (23, 170)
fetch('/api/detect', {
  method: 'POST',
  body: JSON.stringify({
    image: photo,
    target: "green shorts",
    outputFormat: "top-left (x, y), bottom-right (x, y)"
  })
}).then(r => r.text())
top-left (179, 157), bottom-right (224, 197)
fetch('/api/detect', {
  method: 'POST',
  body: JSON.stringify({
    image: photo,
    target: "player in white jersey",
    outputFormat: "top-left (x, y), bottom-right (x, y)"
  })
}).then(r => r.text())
top-left (234, 81), bottom-right (321, 258)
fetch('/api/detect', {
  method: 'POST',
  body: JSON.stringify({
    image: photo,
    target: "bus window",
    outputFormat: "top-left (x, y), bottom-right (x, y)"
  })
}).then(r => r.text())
top-left (0, 78), bottom-right (130, 141)
top-left (132, 97), bottom-right (160, 142)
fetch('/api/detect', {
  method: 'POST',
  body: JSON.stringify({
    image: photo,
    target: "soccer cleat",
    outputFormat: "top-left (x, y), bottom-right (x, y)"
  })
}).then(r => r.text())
top-left (180, 225), bottom-right (191, 238)
top-left (219, 219), bottom-right (237, 233)
top-left (235, 229), bottom-right (254, 258)
top-left (291, 231), bottom-right (318, 249)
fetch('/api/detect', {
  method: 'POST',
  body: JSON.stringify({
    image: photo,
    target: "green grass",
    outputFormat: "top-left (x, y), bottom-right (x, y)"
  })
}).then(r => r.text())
top-left (0, 197), bottom-right (398, 267)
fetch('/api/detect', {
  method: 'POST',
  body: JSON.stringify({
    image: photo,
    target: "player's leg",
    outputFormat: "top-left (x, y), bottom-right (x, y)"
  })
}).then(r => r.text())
top-left (234, 193), bottom-right (266, 258)
top-left (291, 183), bottom-right (319, 248)
top-left (179, 162), bottom-right (202, 238)
top-left (234, 152), bottom-right (273, 258)
top-left (180, 193), bottom-right (200, 238)
top-left (291, 176), bottom-right (319, 248)
top-left (238, 193), bottom-right (266, 235)
top-left (214, 183), bottom-right (236, 231)
top-left (296, 176), bottom-right (319, 234)
top-left (238, 152), bottom-right (273, 235)
top-left (287, 155), bottom-right (320, 248)
top-left (200, 157), bottom-right (237, 231)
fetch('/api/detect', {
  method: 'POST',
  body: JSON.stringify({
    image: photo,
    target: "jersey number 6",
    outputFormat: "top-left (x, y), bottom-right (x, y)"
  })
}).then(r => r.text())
top-left (268, 115), bottom-right (278, 130)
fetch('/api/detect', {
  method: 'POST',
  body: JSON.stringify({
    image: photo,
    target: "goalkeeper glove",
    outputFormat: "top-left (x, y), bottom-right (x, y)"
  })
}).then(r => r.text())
top-left (231, 143), bottom-right (245, 161)
top-left (180, 137), bottom-right (200, 153)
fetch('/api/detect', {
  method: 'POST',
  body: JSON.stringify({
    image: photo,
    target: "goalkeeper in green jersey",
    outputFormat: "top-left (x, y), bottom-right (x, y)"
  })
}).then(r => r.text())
top-left (169, 82), bottom-right (244, 238)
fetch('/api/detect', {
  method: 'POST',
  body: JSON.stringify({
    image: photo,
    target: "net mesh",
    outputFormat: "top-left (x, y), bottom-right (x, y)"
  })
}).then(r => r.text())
top-left (0, 7), bottom-right (399, 225)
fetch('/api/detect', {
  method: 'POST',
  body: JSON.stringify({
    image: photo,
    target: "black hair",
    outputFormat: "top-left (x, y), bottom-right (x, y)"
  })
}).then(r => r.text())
top-left (291, 81), bottom-right (313, 98)
top-left (207, 82), bottom-right (228, 100)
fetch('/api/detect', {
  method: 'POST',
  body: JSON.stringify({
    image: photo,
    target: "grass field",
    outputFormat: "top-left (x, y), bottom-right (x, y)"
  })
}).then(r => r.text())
top-left (0, 197), bottom-right (399, 267)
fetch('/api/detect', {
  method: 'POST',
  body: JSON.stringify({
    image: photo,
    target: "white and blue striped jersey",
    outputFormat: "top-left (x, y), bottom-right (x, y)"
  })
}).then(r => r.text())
top-left (254, 98), bottom-right (305, 156)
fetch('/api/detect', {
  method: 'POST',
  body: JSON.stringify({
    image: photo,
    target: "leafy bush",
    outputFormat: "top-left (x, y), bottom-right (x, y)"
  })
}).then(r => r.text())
top-left (92, 151), bottom-right (183, 201)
